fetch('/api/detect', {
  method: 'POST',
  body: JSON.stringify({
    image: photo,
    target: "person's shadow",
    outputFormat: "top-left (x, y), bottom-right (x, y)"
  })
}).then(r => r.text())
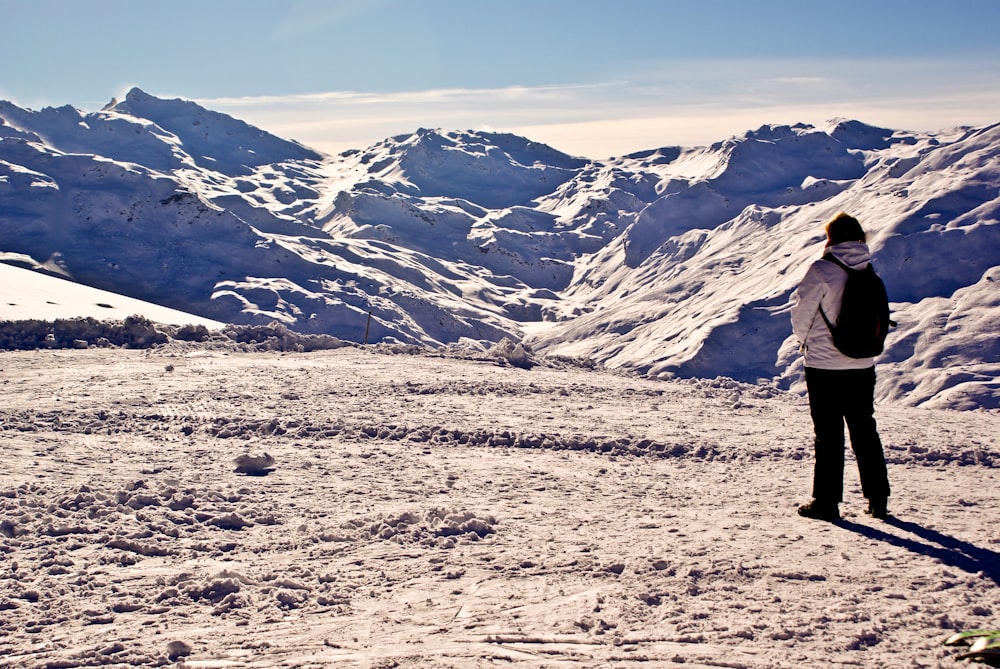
top-left (837, 517), bottom-right (1000, 585)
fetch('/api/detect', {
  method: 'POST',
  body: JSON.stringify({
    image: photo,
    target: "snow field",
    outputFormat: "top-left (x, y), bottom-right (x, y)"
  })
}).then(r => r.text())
top-left (0, 347), bottom-right (997, 668)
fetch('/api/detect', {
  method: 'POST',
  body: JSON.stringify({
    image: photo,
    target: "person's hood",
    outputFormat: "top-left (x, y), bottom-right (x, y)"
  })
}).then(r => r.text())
top-left (826, 241), bottom-right (871, 270)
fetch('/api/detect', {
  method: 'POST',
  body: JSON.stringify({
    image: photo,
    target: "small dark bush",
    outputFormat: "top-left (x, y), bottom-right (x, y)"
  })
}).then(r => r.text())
top-left (121, 315), bottom-right (168, 348)
top-left (174, 324), bottom-right (211, 342)
top-left (222, 322), bottom-right (349, 352)
top-left (0, 317), bottom-right (350, 352)
top-left (0, 319), bottom-right (52, 350)
top-left (0, 315), bottom-right (166, 350)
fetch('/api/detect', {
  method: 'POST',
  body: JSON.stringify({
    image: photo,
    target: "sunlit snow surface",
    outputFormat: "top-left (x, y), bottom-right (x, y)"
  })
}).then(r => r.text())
top-left (0, 260), bottom-right (222, 327)
top-left (0, 346), bottom-right (996, 667)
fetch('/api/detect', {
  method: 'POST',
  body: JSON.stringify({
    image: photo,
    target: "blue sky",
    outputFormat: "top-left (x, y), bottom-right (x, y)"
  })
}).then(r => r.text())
top-left (3, 0), bottom-right (999, 157)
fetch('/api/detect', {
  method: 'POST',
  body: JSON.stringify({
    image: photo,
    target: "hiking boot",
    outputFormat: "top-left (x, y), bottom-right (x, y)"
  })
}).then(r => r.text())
top-left (797, 499), bottom-right (841, 521)
top-left (866, 498), bottom-right (888, 519)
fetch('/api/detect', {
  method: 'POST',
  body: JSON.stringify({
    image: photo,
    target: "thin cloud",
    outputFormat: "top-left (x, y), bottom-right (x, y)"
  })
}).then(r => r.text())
top-left (201, 81), bottom-right (627, 110)
top-left (199, 59), bottom-right (1000, 159)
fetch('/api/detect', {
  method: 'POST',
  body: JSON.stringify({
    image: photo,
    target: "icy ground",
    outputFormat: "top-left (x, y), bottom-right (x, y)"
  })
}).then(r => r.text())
top-left (0, 346), bottom-right (997, 668)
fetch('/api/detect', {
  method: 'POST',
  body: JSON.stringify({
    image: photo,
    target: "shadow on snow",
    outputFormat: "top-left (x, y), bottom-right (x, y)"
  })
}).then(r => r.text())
top-left (838, 517), bottom-right (1000, 585)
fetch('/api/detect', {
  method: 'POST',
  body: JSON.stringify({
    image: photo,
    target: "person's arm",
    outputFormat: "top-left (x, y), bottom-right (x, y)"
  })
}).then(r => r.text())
top-left (790, 263), bottom-right (826, 348)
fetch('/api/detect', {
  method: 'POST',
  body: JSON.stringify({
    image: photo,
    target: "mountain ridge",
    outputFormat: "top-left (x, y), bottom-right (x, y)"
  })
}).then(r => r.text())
top-left (1, 87), bottom-right (997, 409)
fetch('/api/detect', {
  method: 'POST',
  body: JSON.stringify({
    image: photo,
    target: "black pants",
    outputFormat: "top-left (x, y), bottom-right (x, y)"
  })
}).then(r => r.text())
top-left (805, 366), bottom-right (890, 504)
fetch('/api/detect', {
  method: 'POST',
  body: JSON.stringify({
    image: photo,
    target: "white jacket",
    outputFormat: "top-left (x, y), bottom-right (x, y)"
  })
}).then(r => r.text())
top-left (790, 241), bottom-right (876, 370)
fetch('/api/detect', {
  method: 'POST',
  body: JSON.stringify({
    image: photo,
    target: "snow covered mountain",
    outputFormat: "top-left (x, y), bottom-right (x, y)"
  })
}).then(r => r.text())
top-left (1, 88), bottom-right (997, 409)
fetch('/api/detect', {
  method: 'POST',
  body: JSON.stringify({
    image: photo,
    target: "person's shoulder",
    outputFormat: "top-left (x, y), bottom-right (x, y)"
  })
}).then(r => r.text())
top-left (798, 257), bottom-right (844, 291)
top-left (806, 256), bottom-right (842, 277)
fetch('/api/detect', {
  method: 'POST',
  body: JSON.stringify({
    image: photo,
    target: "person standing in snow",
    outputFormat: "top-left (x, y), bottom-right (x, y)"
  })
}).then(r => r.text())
top-left (790, 212), bottom-right (890, 521)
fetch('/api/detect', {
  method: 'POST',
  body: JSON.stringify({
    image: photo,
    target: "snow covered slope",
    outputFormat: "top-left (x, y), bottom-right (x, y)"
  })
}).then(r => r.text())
top-left (0, 254), bottom-right (223, 327)
top-left (1, 90), bottom-right (997, 409)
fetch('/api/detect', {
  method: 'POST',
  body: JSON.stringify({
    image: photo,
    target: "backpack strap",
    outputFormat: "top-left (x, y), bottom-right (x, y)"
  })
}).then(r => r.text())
top-left (818, 303), bottom-right (836, 332)
top-left (822, 253), bottom-right (854, 273)
top-left (818, 254), bottom-right (853, 331)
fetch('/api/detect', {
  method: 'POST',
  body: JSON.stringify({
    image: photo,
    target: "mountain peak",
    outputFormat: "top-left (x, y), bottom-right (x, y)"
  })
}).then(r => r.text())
top-left (101, 87), bottom-right (154, 112)
top-left (100, 86), bottom-right (322, 174)
top-left (125, 86), bottom-right (153, 101)
top-left (353, 127), bottom-right (587, 208)
top-left (823, 118), bottom-right (899, 150)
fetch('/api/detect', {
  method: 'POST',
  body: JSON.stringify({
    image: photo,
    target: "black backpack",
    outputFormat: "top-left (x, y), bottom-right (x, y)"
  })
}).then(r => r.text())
top-left (819, 254), bottom-right (894, 358)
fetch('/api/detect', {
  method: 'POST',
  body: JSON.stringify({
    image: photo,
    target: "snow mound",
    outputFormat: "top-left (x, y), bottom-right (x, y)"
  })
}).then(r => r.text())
top-left (347, 507), bottom-right (497, 547)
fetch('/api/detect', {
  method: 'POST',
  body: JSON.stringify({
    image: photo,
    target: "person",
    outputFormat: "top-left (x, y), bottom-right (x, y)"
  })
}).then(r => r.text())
top-left (790, 212), bottom-right (890, 521)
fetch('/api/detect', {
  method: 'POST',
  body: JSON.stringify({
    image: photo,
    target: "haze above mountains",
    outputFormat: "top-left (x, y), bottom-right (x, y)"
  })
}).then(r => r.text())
top-left (1, 88), bottom-right (998, 410)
